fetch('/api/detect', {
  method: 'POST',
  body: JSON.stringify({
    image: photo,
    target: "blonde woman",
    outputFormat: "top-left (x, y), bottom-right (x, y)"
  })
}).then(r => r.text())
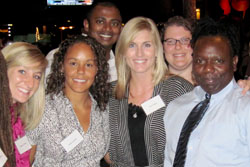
top-left (2, 42), bottom-right (47, 167)
top-left (108, 17), bottom-right (193, 166)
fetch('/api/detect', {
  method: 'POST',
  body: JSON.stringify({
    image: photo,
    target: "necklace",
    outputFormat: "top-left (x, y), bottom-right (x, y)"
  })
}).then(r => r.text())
top-left (128, 103), bottom-right (144, 119)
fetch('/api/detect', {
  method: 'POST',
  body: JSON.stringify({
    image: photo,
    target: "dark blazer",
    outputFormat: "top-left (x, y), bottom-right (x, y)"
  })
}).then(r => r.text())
top-left (108, 76), bottom-right (194, 167)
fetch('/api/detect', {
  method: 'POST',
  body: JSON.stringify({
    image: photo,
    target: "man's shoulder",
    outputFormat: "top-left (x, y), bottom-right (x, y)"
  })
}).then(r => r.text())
top-left (229, 86), bottom-right (250, 105)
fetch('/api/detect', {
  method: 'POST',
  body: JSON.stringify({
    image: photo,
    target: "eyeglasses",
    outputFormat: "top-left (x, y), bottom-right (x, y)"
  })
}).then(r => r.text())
top-left (163, 37), bottom-right (191, 46)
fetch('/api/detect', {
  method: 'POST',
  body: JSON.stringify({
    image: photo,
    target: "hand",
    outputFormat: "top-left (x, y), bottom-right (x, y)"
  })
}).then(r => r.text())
top-left (237, 78), bottom-right (250, 95)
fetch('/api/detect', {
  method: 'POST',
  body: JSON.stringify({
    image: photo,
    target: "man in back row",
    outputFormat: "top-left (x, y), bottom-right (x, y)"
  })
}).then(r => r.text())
top-left (164, 18), bottom-right (250, 167)
top-left (46, 1), bottom-right (122, 82)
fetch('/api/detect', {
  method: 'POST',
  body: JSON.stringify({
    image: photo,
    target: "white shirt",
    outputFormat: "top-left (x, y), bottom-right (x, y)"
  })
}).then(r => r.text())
top-left (164, 79), bottom-right (250, 167)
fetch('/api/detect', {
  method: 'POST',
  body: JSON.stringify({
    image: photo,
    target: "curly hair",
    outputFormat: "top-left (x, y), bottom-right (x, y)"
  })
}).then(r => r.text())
top-left (191, 17), bottom-right (240, 57)
top-left (0, 51), bottom-right (16, 167)
top-left (46, 35), bottom-right (110, 111)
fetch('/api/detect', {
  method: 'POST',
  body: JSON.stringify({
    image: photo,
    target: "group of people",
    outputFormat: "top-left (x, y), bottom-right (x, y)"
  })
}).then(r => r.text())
top-left (1, 1), bottom-right (250, 167)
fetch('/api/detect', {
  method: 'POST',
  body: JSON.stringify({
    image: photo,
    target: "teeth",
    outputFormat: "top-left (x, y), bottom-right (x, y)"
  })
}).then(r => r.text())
top-left (173, 54), bottom-right (185, 57)
top-left (74, 79), bottom-right (86, 83)
top-left (100, 34), bottom-right (112, 38)
top-left (18, 88), bottom-right (29, 93)
top-left (134, 60), bottom-right (146, 63)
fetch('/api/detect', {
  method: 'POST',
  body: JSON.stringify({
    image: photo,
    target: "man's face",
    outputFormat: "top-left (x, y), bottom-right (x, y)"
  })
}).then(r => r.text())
top-left (192, 36), bottom-right (238, 94)
top-left (84, 5), bottom-right (122, 50)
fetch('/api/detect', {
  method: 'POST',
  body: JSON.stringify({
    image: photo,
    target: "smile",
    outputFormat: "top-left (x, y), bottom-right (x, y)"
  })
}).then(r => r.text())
top-left (100, 34), bottom-right (112, 38)
top-left (173, 53), bottom-right (185, 57)
top-left (134, 59), bottom-right (146, 64)
top-left (73, 79), bottom-right (86, 83)
top-left (18, 88), bottom-right (30, 94)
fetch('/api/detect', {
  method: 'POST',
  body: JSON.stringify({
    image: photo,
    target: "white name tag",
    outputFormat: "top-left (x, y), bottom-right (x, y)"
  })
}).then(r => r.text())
top-left (61, 130), bottom-right (83, 153)
top-left (141, 95), bottom-right (165, 115)
top-left (0, 148), bottom-right (7, 167)
top-left (15, 135), bottom-right (32, 154)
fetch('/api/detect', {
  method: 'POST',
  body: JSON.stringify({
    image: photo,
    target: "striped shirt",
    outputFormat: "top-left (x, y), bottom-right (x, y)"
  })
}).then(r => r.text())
top-left (109, 76), bottom-right (194, 167)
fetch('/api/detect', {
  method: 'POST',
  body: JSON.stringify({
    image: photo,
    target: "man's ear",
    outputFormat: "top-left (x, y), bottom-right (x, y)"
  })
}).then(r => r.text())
top-left (233, 56), bottom-right (238, 72)
top-left (83, 19), bottom-right (89, 33)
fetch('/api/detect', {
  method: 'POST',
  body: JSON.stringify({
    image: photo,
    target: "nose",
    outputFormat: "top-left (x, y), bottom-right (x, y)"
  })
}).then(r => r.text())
top-left (77, 64), bottom-right (85, 74)
top-left (103, 23), bottom-right (112, 32)
top-left (25, 75), bottom-right (35, 89)
top-left (175, 40), bottom-right (182, 50)
top-left (204, 62), bottom-right (215, 73)
top-left (137, 47), bottom-right (143, 57)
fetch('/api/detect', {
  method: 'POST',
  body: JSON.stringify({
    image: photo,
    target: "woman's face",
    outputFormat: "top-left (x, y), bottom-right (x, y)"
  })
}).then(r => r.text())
top-left (163, 25), bottom-right (193, 73)
top-left (63, 43), bottom-right (98, 96)
top-left (8, 62), bottom-right (43, 104)
top-left (125, 29), bottom-right (156, 76)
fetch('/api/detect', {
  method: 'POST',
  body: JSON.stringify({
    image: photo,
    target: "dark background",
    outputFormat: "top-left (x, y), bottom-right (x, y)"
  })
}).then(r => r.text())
top-left (0, 0), bottom-right (249, 57)
top-left (0, 0), bottom-right (231, 34)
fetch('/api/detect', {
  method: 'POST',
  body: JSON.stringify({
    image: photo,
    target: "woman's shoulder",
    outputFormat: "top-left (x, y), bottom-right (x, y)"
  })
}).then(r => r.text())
top-left (45, 92), bottom-right (71, 113)
top-left (159, 75), bottom-right (194, 96)
top-left (163, 75), bottom-right (194, 88)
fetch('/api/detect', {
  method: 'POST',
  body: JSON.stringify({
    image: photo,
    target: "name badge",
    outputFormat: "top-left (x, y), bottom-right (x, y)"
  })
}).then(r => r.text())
top-left (0, 148), bottom-right (7, 167)
top-left (15, 135), bottom-right (32, 154)
top-left (141, 95), bottom-right (165, 115)
top-left (61, 130), bottom-right (83, 153)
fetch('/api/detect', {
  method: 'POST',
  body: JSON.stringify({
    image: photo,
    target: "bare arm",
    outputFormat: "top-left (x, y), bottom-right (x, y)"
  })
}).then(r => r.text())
top-left (104, 152), bottom-right (112, 165)
top-left (29, 145), bottom-right (37, 165)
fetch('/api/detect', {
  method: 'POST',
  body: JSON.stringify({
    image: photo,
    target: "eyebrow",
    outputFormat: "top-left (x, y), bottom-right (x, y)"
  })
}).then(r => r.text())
top-left (95, 16), bottom-right (121, 22)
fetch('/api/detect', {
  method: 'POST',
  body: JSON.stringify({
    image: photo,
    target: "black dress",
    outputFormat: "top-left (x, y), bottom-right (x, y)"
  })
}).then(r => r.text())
top-left (128, 103), bottom-right (149, 166)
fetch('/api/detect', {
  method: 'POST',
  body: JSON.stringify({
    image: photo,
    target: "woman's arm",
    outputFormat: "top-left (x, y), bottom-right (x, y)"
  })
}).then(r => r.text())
top-left (29, 145), bottom-right (37, 165)
top-left (237, 79), bottom-right (250, 95)
top-left (104, 153), bottom-right (112, 165)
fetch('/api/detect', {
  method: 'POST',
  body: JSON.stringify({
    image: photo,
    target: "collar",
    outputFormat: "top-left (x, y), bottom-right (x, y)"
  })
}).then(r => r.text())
top-left (194, 78), bottom-right (237, 102)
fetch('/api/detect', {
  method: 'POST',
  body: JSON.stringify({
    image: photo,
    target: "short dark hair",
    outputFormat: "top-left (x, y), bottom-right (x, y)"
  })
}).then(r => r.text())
top-left (191, 17), bottom-right (240, 57)
top-left (161, 16), bottom-right (194, 41)
top-left (86, 1), bottom-right (121, 22)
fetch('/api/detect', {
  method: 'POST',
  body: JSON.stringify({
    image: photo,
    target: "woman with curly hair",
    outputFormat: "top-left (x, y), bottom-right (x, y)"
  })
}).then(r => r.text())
top-left (27, 35), bottom-right (110, 166)
top-left (1, 42), bottom-right (47, 167)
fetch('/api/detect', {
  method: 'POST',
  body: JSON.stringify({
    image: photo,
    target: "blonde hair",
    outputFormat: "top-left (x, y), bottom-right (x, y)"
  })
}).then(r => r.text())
top-left (115, 16), bottom-right (167, 99)
top-left (2, 42), bottom-right (47, 130)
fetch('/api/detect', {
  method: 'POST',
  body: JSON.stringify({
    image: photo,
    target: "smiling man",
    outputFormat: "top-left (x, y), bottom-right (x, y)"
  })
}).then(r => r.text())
top-left (83, 2), bottom-right (122, 82)
top-left (164, 18), bottom-right (250, 167)
top-left (46, 1), bottom-right (122, 82)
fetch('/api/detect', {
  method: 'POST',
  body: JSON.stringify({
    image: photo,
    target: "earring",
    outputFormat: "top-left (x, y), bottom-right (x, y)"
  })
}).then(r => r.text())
top-left (60, 72), bottom-right (64, 78)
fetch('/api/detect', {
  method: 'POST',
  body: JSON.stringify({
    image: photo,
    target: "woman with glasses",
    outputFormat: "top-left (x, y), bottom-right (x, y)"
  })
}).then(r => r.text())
top-left (161, 16), bottom-right (194, 84)
top-left (161, 16), bottom-right (250, 93)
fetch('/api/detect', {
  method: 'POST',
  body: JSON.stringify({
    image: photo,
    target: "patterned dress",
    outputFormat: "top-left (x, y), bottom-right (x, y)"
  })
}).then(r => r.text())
top-left (26, 92), bottom-right (110, 167)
